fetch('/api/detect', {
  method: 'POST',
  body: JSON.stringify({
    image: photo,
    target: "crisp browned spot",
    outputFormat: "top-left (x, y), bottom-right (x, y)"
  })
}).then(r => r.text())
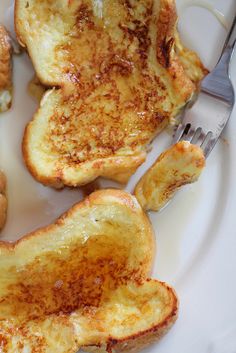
top-left (0, 334), bottom-right (8, 348)
top-left (76, 3), bottom-right (94, 31)
top-left (159, 37), bottom-right (174, 68)
top-left (156, 2), bottom-right (176, 68)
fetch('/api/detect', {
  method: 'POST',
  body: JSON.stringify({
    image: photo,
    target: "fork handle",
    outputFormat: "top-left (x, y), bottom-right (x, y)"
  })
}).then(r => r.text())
top-left (201, 15), bottom-right (236, 103)
top-left (221, 15), bottom-right (236, 53)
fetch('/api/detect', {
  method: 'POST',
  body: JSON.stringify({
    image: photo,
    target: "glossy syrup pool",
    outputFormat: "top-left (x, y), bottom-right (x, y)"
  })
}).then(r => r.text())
top-left (0, 0), bottom-right (233, 286)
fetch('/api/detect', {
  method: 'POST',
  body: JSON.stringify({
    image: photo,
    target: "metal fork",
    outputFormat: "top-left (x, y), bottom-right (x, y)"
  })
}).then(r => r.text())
top-left (173, 15), bottom-right (236, 157)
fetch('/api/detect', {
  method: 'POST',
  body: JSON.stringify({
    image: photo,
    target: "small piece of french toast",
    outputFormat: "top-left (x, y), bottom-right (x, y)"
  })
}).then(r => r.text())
top-left (0, 189), bottom-right (178, 352)
top-left (134, 141), bottom-right (205, 211)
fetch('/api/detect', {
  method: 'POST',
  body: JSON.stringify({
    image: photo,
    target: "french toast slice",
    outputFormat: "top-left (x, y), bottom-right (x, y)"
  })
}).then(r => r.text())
top-left (0, 189), bottom-right (178, 352)
top-left (15, 0), bottom-right (206, 187)
top-left (134, 141), bottom-right (206, 211)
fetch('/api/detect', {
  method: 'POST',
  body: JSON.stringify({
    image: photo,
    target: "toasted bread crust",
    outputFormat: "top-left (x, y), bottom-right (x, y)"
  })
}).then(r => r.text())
top-left (83, 283), bottom-right (178, 353)
top-left (0, 189), bottom-right (153, 251)
top-left (15, 0), bottom-right (206, 188)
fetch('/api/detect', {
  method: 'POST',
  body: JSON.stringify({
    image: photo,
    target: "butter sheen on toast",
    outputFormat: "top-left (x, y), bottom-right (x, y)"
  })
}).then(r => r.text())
top-left (0, 190), bottom-right (178, 352)
top-left (15, 0), bottom-right (206, 188)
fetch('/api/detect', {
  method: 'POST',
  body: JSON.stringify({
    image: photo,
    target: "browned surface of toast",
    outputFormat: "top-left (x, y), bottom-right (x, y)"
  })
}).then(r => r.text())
top-left (15, 0), bottom-right (206, 187)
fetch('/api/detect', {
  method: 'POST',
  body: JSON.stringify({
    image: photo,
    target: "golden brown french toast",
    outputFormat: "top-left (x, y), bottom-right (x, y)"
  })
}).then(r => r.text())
top-left (0, 25), bottom-right (12, 112)
top-left (15, 0), bottom-right (206, 188)
top-left (0, 189), bottom-right (178, 352)
top-left (134, 141), bottom-right (206, 211)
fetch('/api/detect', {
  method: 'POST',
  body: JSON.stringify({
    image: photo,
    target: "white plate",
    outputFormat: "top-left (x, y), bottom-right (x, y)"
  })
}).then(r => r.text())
top-left (1, 1), bottom-right (236, 352)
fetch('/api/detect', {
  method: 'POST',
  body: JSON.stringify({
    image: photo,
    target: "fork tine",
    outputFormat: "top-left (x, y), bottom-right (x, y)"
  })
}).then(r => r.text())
top-left (201, 132), bottom-right (214, 156)
top-left (182, 126), bottom-right (195, 142)
top-left (201, 131), bottom-right (212, 149)
top-left (191, 127), bottom-right (202, 144)
top-left (172, 124), bottom-right (185, 144)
